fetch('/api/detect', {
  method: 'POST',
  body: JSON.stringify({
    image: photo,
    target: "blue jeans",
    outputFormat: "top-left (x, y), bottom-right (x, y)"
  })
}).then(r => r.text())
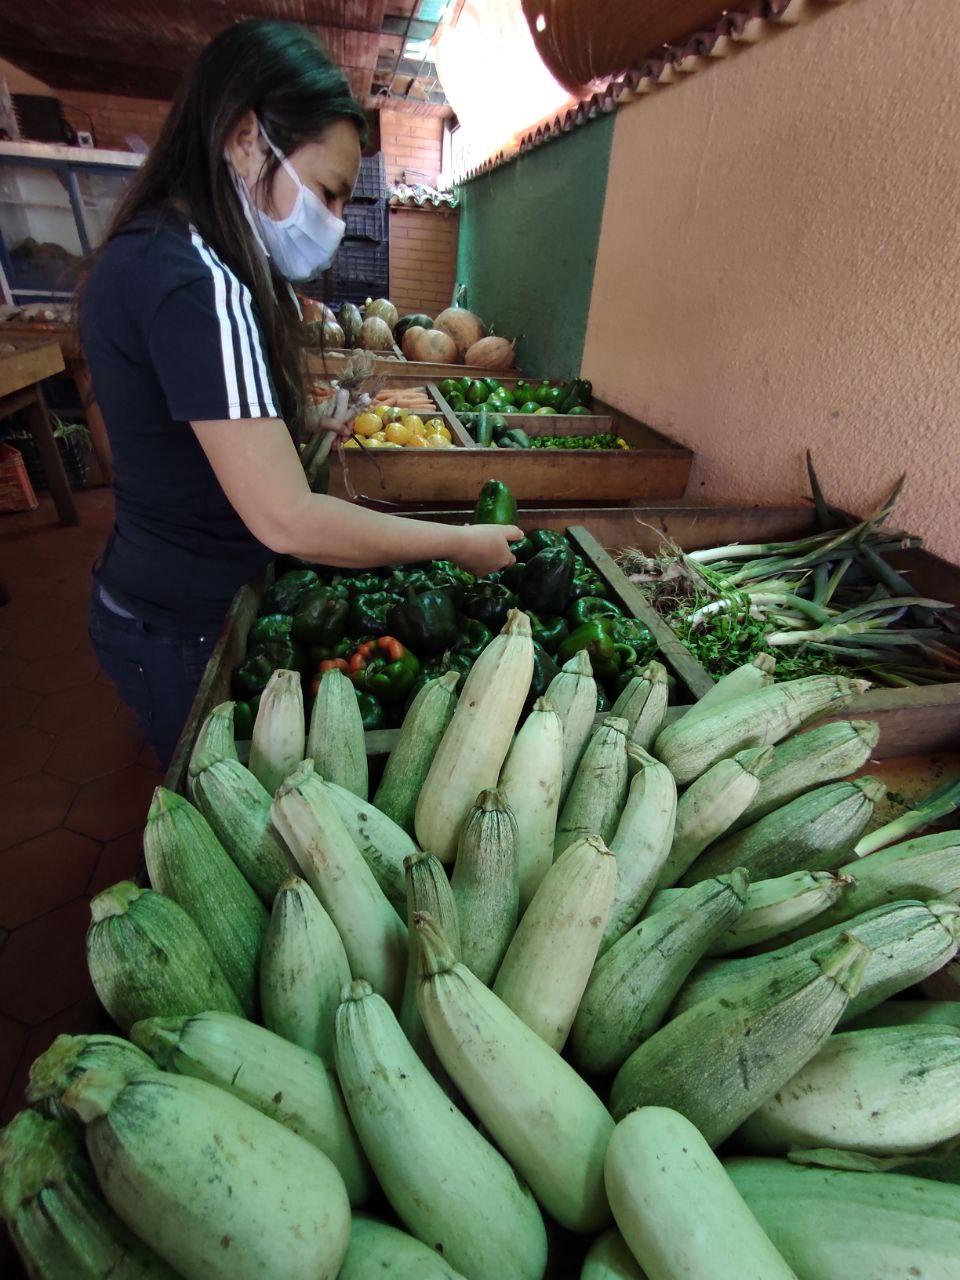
top-left (88, 589), bottom-right (218, 770)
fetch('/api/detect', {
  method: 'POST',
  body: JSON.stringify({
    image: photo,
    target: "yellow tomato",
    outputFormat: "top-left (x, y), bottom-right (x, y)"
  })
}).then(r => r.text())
top-left (402, 414), bottom-right (424, 435)
top-left (342, 437), bottom-right (360, 448)
top-left (424, 417), bottom-right (446, 434)
top-left (379, 440), bottom-right (403, 449)
top-left (382, 406), bottom-right (404, 423)
top-left (364, 435), bottom-right (384, 447)
top-left (385, 422), bottom-right (412, 445)
top-left (425, 433), bottom-right (452, 449)
top-left (404, 434), bottom-right (429, 448)
top-left (354, 411), bottom-right (382, 438)
top-left (373, 404), bottom-right (392, 422)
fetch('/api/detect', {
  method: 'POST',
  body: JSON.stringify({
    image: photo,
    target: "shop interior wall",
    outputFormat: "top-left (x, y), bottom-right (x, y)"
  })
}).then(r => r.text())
top-left (583, 0), bottom-right (960, 563)
top-left (456, 116), bottom-right (614, 378)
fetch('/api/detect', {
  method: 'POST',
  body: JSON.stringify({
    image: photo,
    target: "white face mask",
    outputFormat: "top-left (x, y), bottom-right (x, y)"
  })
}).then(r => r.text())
top-left (230, 120), bottom-right (346, 282)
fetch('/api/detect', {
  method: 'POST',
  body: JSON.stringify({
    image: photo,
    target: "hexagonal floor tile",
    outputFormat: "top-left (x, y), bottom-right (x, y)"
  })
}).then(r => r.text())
top-left (0, 829), bottom-right (101, 929)
top-left (64, 763), bottom-right (159, 844)
top-left (0, 897), bottom-right (93, 1025)
top-left (0, 771), bottom-right (78, 851)
top-left (0, 725), bottom-right (55, 786)
top-left (46, 716), bottom-right (144, 786)
top-left (15, 649), bottom-right (100, 696)
top-left (87, 829), bottom-right (145, 897)
top-left (1, 990), bottom-right (103, 1124)
top-left (0, 686), bottom-right (42, 733)
top-left (28, 682), bottom-right (120, 735)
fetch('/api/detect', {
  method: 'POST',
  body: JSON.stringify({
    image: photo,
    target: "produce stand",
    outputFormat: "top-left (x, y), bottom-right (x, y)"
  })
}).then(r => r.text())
top-left (0, 340), bottom-right (77, 525)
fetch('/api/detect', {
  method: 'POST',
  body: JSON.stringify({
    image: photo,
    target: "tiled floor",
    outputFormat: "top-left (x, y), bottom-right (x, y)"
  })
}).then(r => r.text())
top-left (0, 488), bottom-right (161, 1124)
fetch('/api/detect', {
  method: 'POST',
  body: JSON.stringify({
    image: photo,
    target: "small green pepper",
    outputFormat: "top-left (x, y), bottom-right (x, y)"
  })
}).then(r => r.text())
top-left (349, 591), bottom-right (399, 636)
top-left (261, 569), bottom-right (319, 616)
top-left (528, 612), bottom-right (570, 654)
top-left (352, 637), bottom-right (421, 705)
top-left (388, 587), bottom-right (458, 655)
top-left (291, 588), bottom-right (350, 647)
top-left (232, 652), bottom-right (278, 698)
top-left (519, 546), bottom-right (576, 616)
top-left (355, 689), bottom-right (385, 731)
top-left (558, 619), bottom-right (621, 679)
top-left (472, 479), bottom-right (518, 527)
top-left (248, 613), bottom-right (293, 648)
top-left (461, 581), bottom-right (518, 631)
top-left (567, 596), bottom-right (623, 628)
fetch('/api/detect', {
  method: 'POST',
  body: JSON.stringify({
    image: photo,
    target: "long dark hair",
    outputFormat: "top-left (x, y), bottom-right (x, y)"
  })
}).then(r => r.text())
top-left (99, 20), bottom-right (366, 437)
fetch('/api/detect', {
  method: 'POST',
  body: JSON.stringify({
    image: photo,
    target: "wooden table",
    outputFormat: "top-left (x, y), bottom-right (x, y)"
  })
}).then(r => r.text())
top-left (0, 341), bottom-right (77, 525)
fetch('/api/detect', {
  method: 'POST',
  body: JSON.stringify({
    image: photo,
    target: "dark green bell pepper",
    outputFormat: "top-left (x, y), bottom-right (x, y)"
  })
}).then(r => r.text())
top-left (558, 619), bottom-right (621, 679)
top-left (519, 546), bottom-right (576, 616)
top-left (349, 591), bottom-right (399, 636)
top-left (461, 581), bottom-right (517, 631)
top-left (526, 642), bottom-right (560, 710)
top-left (232, 652), bottom-right (279, 698)
top-left (528, 612), bottom-right (570, 654)
top-left (473, 479), bottom-right (518, 526)
top-left (568, 572), bottom-right (610, 602)
top-left (450, 616), bottom-right (493, 661)
top-left (528, 529), bottom-right (569, 553)
top-left (567, 596), bottom-right (624, 628)
top-left (613, 617), bottom-right (656, 661)
top-left (352, 637), bottom-right (420, 705)
top-left (356, 689), bottom-right (386, 731)
top-left (559, 378), bottom-right (593, 414)
top-left (499, 560), bottom-right (526, 592)
top-left (443, 649), bottom-right (475, 681)
top-left (388, 588), bottom-right (458, 655)
top-left (509, 536), bottom-right (536, 562)
top-left (248, 613), bottom-right (293, 648)
top-left (342, 572), bottom-right (386, 597)
top-left (252, 635), bottom-right (307, 675)
top-left (308, 637), bottom-right (355, 667)
top-left (291, 588), bottom-right (350, 647)
top-left (595, 683), bottom-right (611, 713)
top-left (233, 699), bottom-right (255, 741)
top-left (261, 569), bottom-right (319, 616)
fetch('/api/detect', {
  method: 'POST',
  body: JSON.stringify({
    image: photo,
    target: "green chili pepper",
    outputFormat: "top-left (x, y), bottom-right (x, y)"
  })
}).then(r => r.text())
top-left (558, 619), bottom-right (621, 679)
top-left (567, 596), bottom-right (624, 628)
top-left (355, 689), bottom-right (385, 731)
top-left (352, 637), bottom-right (421, 705)
top-left (388, 587), bottom-right (458, 655)
top-left (349, 591), bottom-right (400, 636)
top-left (519, 546), bottom-right (576, 616)
top-left (248, 613), bottom-right (293, 648)
top-left (461, 581), bottom-right (518, 631)
top-left (472, 479), bottom-right (518, 526)
top-left (261, 569), bottom-right (319, 616)
top-left (528, 612), bottom-right (570, 654)
top-left (450, 616), bottom-right (493, 662)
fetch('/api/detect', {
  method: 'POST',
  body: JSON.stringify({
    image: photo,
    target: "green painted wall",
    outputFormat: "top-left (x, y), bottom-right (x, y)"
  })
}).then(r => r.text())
top-left (455, 116), bottom-right (615, 378)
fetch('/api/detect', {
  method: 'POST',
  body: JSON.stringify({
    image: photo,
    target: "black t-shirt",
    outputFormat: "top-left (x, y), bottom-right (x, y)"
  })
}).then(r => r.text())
top-left (81, 213), bottom-right (281, 629)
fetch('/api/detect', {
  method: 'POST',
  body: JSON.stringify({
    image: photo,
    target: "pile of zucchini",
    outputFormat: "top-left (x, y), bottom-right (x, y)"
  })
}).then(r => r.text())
top-left (4, 619), bottom-right (960, 1280)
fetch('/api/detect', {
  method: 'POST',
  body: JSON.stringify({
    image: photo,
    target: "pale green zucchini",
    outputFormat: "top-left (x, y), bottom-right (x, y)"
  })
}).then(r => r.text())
top-left (657, 746), bottom-right (772, 887)
top-left (681, 654), bottom-right (777, 723)
top-left (602, 745), bottom-right (677, 952)
top-left (399, 850), bottom-right (461, 1063)
top-left (333, 979), bottom-right (548, 1280)
top-left (415, 913), bottom-right (614, 1234)
top-left (191, 757), bottom-right (294, 903)
top-left (307, 667), bottom-right (368, 799)
top-left (186, 700), bottom-right (239, 801)
top-left (27, 1033), bottom-right (153, 1121)
top-left (571, 872), bottom-right (749, 1076)
top-left (339, 1215), bottom-right (469, 1278)
top-left (726, 1157), bottom-right (960, 1280)
top-left (272, 760), bottom-right (407, 1009)
top-left (738, 1024), bottom-right (960, 1156)
top-left (132, 1010), bottom-right (370, 1204)
top-left (844, 998), bottom-right (960, 1031)
top-left (451, 788), bottom-right (519, 985)
top-left (373, 671), bottom-right (460, 834)
top-left (555, 717), bottom-right (629, 858)
top-left (546, 650), bottom-right (599, 803)
top-left (0, 1108), bottom-right (177, 1280)
top-left (62, 1069), bottom-right (350, 1280)
top-left (605, 1108), bottom-right (797, 1280)
top-left (610, 933), bottom-right (870, 1142)
top-left (493, 835), bottom-right (617, 1050)
top-left (86, 882), bottom-right (242, 1032)
top-left (321, 776), bottom-right (416, 913)
top-left (679, 777), bottom-right (885, 886)
top-left (729, 719), bottom-right (879, 833)
top-left (143, 786), bottom-right (267, 1016)
top-left (498, 697), bottom-right (564, 910)
top-left (653, 674), bottom-right (868, 785)
top-left (581, 1230), bottom-right (646, 1280)
top-left (415, 610), bottom-right (534, 862)
top-left (248, 668), bottom-right (305, 796)
top-left (610, 660), bottom-right (669, 751)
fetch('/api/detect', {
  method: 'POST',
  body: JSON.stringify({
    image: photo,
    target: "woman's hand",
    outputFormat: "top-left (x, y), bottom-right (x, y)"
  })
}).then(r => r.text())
top-left (453, 524), bottom-right (524, 577)
top-left (304, 387), bottom-right (356, 440)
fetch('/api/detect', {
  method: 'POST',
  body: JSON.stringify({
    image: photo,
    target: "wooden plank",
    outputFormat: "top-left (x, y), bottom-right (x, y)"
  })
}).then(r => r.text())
top-left (0, 321), bottom-right (80, 361)
top-left (427, 383), bottom-right (474, 448)
top-left (0, 341), bottom-right (64, 397)
top-left (816, 685), bottom-right (960, 759)
top-left (566, 525), bottom-right (714, 700)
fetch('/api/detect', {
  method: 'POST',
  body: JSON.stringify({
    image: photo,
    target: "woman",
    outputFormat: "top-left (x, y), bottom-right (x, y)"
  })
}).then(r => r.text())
top-left (81, 19), bottom-right (519, 767)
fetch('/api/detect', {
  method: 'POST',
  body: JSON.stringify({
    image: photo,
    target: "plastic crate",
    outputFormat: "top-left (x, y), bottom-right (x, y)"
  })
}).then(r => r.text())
top-left (0, 443), bottom-right (39, 512)
top-left (334, 240), bottom-right (389, 282)
top-left (352, 153), bottom-right (387, 204)
top-left (344, 200), bottom-right (386, 242)
top-left (330, 278), bottom-right (390, 308)
top-left (6, 429), bottom-right (87, 490)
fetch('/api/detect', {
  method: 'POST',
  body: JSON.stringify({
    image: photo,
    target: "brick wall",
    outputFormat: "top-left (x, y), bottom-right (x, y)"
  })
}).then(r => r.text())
top-left (379, 109), bottom-right (443, 187)
top-left (388, 205), bottom-right (459, 318)
top-left (58, 91), bottom-right (170, 152)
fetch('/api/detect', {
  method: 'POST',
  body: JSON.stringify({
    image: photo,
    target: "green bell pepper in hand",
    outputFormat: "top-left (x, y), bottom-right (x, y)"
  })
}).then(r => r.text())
top-left (567, 596), bottom-right (623, 628)
top-left (472, 479), bottom-right (518, 526)
top-left (528, 612), bottom-right (570, 654)
top-left (291, 588), bottom-right (350, 647)
top-left (261, 569), bottom-right (319, 615)
top-left (352, 637), bottom-right (420, 705)
top-left (558, 619), bottom-right (622, 679)
top-left (519, 546), bottom-right (576, 616)
top-left (461, 581), bottom-right (518, 631)
top-left (450, 616), bottom-right (493, 661)
top-left (388, 588), bottom-right (458, 655)
top-left (349, 591), bottom-right (400, 636)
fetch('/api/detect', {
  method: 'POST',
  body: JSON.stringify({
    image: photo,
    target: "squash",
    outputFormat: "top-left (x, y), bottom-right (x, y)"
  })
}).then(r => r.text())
top-left (358, 316), bottom-right (395, 352)
top-left (434, 307), bottom-right (486, 359)
top-left (321, 320), bottom-right (345, 347)
top-left (301, 298), bottom-right (334, 325)
top-left (365, 298), bottom-right (399, 330)
top-left (465, 336), bottom-right (516, 369)
top-left (394, 313), bottom-right (433, 342)
top-left (402, 326), bottom-right (458, 363)
top-left (339, 302), bottom-right (363, 345)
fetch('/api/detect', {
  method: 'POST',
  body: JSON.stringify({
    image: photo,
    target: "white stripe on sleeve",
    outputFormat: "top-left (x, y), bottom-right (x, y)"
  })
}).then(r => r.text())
top-left (238, 283), bottom-right (278, 418)
top-left (190, 230), bottom-right (242, 419)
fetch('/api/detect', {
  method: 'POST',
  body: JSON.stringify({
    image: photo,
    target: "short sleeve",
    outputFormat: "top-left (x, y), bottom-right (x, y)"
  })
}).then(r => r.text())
top-left (147, 269), bottom-right (280, 423)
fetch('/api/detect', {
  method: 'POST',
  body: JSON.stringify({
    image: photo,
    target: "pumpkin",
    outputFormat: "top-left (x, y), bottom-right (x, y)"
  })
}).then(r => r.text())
top-left (465, 336), bottom-right (516, 369)
top-left (394, 313), bottom-right (434, 343)
top-left (340, 303), bottom-right (363, 345)
top-left (358, 316), bottom-right (396, 351)
top-left (434, 307), bottom-right (486, 359)
top-left (365, 298), bottom-right (399, 330)
top-left (322, 320), bottom-right (346, 348)
top-left (402, 326), bottom-right (459, 363)
top-left (301, 298), bottom-right (334, 325)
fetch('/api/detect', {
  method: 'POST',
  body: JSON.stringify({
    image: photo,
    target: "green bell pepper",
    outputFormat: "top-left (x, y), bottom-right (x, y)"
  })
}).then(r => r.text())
top-left (443, 650), bottom-right (475, 681)
top-left (613, 618), bottom-right (656, 661)
top-left (567, 596), bottom-right (624, 628)
top-left (308, 637), bottom-right (355, 667)
top-left (509, 536), bottom-right (536, 562)
top-left (512, 380), bottom-right (532, 405)
top-left (568, 572), bottom-right (610, 602)
top-left (251, 635), bottom-right (307, 675)
top-left (526, 642), bottom-right (560, 710)
top-left (531, 380), bottom-right (553, 406)
top-left (248, 613), bottom-right (293, 648)
top-left (499, 560), bottom-right (526, 592)
top-left (596, 683), bottom-right (611, 713)
top-left (349, 591), bottom-right (399, 636)
top-left (388, 588), bottom-right (458, 655)
top-left (342, 571), bottom-right (386, 597)
top-left (450, 616), bottom-right (493, 661)
top-left (405, 658), bottom-right (448, 704)
top-left (519, 546), bottom-right (576, 616)
top-left (260, 569), bottom-right (319, 616)
top-left (461, 581), bottom-right (517, 631)
top-left (232, 652), bottom-right (279, 698)
top-left (291, 588), bottom-right (350, 647)
top-left (352, 637), bottom-right (420, 705)
top-left (233, 699), bottom-right (255, 741)
top-left (559, 378), bottom-right (593, 413)
top-left (356, 689), bottom-right (386, 731)
top-left (472, 479), bottom-right (518, 526)
top-left (527, 529), bottom-right (569, 553)
top-left (528, 612), bottom-right (570, 654)
top-left (558, 619), bottom-right (621, 679)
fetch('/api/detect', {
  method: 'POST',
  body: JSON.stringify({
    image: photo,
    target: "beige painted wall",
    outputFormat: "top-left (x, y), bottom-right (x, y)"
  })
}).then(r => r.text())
top-left (584, 0), bottom-right (960, 562)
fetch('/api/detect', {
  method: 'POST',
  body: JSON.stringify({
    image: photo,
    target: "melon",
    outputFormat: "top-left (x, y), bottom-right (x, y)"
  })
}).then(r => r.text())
top-left (434, 308), bottom-right (486, 359)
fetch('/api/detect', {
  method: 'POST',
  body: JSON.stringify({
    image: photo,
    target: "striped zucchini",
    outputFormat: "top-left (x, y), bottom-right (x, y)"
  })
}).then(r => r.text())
top-left (729, 719), bottom-right (879, 833)
top-left (272, 760), bottom-right (407, 1009)
top-left (191, 757), bottom-right (294, 903)
top-left (186, 700), bottom-right (239, 801)
top-left (845, 999), bottom-right (960, 1031)
top-left (726, 1157), bottom-right (960, 1280)
top-left (738, 1024), bottom-right (960, 1156)
top-left (451, 788), bottom-right (519, 985)
top-left (653, 674), bottom-right (868, 785)
top-left (399, 851), bottom-right (461, 1064)
top-left (675, 899), bottom-right (960, 1023)
top-left (334, 979), bottom-right (548, 1280)
top-left (321, 777), bottom-right (416, 913)
top-left (259, 876), bottom-right (350, 1064)
top-left (339, 1215), bottom-right (469, 1279)
top-left (498, 697), bottom-right (564, 910)
top-left (648, 870), bottom-right (854, 957)
top-left (610, 660), bottom-right (669, 751)
top-left (0, 1108), bottom-right (177, 1280)
top-left (680, 777), bottom-right (885, 886)
top-left (493, 835), bottom-right (618, 1050)
top-left (546, 650), bottom-right (599, 804)
top-left (248, 668), bottom-right (305, 796)
top-left (143, 786), bottom-right (268, 1016)
top-left (602, 745), bottom-right (677, 952)
top-left (373, 671), bottom-right (460, 834)
top-left (571, 872), bottom-right (749, 1076)
top-left (555, 716), bottom-right (630, 859)
top-left (605, 1108), bottom-right (797, 1280)
top-left (87, 882), bottom-right (242, 1032)
top-left (581, 1230), bottom-right (646, 1280)
top-left (132, 1010), bottom-right (370, 1204)
top-left (416, 609), bottom-right (534, 862)
top-left (415, 913), bottom-right (614, 1233)
top-left (610, 933), bottom-right (870, 1141)
top-left (62, 1069), bottom-right (351, 1280)
top-left (658, 747), bottom-right (772, 888)
top-left (27, 1033), bottom-right (153, 1121)
top-left (307, 667), bottom-right (368, 799)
